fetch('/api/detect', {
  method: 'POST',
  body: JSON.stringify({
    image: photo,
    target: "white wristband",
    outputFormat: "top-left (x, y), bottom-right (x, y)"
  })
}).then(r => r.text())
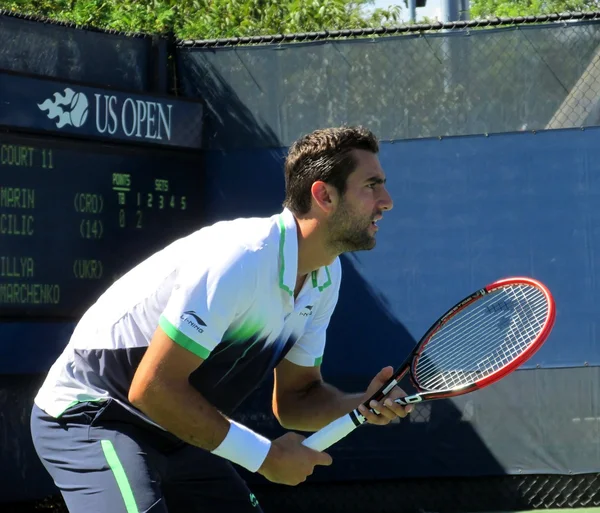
top-left (211, 420), bottom-right (272, 473)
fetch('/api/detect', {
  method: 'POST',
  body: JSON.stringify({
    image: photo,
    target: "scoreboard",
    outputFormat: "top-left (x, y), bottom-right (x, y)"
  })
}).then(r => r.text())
top-left (0, 71), bottom-right (205, 319)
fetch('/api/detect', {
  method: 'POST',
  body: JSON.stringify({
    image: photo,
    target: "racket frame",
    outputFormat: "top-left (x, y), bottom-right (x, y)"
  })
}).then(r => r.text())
top-left (368, 276), bottom-right (556, 408)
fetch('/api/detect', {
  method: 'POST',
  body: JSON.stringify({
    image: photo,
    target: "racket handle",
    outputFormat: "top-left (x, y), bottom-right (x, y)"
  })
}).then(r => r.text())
top-left (301, 412), bottom-right (360, 452)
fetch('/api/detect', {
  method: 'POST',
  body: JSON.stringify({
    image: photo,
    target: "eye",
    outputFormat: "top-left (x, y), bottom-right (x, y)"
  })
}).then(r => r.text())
top-left (366, 183), bottom-right (377, 189)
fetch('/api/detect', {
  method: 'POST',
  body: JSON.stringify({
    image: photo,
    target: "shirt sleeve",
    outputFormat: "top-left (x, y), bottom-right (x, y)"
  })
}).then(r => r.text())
top-left (284, 258), bottom-right (342, 367)
top-left (158, 246), bottom-right (258, 360)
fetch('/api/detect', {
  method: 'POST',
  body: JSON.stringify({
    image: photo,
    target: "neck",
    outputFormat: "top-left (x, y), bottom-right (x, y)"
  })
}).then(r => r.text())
top-left (294, 215), bottom-right (337, 276)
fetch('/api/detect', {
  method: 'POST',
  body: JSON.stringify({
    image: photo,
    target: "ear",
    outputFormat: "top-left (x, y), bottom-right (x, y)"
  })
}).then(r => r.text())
top-left (310, 181), bottom-right (338, 214)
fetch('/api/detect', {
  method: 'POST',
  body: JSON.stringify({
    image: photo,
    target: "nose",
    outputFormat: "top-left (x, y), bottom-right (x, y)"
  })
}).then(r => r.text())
top-left (380, 186), bottom-right (394, 211)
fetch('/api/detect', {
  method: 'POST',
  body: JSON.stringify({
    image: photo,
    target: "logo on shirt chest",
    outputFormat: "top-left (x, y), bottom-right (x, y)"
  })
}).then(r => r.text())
top-left (180, 310), bottom-right (206, 333)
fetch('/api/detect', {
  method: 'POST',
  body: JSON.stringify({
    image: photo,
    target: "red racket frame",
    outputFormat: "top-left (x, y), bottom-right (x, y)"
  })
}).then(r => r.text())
top-left (367, 276), bottom-right (556, 407)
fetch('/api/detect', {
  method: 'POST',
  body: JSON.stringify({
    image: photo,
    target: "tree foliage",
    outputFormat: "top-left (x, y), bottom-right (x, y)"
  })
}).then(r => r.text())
top-left (470, 0), bottom-right (600, 18)
top-left (0, 0), bottom-right (403, 39)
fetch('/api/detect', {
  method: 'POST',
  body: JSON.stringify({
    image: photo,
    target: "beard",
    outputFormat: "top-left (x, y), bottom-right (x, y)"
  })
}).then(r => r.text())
top-left (327, 200), bottom-right (377, 254)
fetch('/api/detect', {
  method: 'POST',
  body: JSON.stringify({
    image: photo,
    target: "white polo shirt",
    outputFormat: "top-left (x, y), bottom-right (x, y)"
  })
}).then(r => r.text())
top-left (33, 207), bottom-right (342, 425)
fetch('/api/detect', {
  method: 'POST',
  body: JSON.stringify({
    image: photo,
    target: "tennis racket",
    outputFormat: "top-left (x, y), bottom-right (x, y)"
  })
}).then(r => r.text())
top-left (302, 276), bottom-right (556, 452)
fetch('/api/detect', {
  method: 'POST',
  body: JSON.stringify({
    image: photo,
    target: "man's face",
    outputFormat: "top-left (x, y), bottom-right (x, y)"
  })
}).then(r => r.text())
top-left (327, 149), bottom-right (393, 253)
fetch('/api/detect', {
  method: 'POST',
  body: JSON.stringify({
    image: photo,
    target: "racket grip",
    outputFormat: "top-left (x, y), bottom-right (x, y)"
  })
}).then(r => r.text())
top-left (301, 413), bottom-right (359, 452)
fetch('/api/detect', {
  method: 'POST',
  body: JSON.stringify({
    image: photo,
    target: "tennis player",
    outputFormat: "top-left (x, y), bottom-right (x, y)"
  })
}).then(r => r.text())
top-left (30, 125), bottom-right (411, 513)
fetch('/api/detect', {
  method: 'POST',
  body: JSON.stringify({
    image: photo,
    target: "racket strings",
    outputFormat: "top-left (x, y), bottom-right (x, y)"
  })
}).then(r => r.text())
top-left (417, 292), bottom-right (547, 381)
top-left (417, 289), bottom-right (547, 390)
top-left (475, 291), bottom-right (544, 373)
top-left (422, 286), bottom-right (545, 359)
top-left (418, 292), bottom-right (540, 380)
top-left (417, 287), bottom-right (546, 375)
top-left (417, 287), bottom-right (547, 389)
top-left (414, 285), bottom-right (548, 391)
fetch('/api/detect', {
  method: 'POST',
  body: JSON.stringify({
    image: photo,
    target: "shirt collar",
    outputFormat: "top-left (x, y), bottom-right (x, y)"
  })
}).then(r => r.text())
top-left (277, 207), bottom-right (298, 298)
top-left (277, 208), bottom-right (333, 298)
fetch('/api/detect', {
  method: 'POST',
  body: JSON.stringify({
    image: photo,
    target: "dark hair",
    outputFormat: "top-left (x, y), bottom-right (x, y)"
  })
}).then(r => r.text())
top-left (282, 125), bottom-right (379, 215)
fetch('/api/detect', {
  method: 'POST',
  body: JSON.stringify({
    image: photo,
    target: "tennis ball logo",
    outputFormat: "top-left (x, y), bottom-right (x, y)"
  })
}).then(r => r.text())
top-left (38, 87), bottom-right (89, 129)
top-left (69, 92), bottom-right (89, 128)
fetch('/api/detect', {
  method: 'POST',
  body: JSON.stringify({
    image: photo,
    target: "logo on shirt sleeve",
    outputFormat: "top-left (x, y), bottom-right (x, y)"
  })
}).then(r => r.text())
top-left (180, 310), bottom-right (207, 333)
top-left (300, 305), bottom-right (314, 317)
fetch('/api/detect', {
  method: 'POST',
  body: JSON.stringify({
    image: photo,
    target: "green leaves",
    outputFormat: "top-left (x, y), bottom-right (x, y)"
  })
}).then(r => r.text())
top-left (0, 0), bottom-right (405, 38)
top-left (470, 0), bottom-right (600, 18)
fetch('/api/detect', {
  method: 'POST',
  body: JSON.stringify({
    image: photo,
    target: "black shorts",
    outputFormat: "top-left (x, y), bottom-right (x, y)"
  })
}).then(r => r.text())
top-left (30, 399), bottom-right (264, 513)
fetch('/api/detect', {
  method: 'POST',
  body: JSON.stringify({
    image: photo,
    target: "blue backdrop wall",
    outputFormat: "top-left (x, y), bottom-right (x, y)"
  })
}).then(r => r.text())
top-left (201, 126), bottom-right (600, 484)
top-left (202, 127), bottom-right (598, 371)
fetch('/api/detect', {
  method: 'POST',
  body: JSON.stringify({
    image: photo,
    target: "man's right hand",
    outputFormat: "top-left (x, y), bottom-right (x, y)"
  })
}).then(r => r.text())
top-left (258, 432), bottom-right (333, 486)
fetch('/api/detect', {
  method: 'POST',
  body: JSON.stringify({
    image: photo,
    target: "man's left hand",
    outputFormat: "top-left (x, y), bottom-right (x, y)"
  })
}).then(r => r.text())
top-left (357, 366), bottom-right (413, 425)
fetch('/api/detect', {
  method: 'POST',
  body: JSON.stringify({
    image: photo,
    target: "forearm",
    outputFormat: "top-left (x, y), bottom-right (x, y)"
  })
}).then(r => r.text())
top-left (130, 378), bottom-right (231, 450)
top-left (276, 380), bottom-right (366, 432)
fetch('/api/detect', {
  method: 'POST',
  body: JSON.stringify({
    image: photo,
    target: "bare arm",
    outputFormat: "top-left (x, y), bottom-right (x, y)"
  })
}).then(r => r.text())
top-left (129, 326), bottom-right (333, 484)
top-left (273, 359), bottom-right (413, 432)
top-left (128, 326), bottom-right (231, 450)
top-left (273, 359), bottom-right (366, 432)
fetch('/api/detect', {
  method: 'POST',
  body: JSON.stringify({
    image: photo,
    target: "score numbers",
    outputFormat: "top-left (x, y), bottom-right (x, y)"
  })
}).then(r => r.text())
top-left (112, 173), bottom-right (187, 230)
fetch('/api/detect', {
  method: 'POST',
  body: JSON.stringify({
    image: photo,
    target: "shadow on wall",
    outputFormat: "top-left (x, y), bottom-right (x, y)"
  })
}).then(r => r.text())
top-left (175, 49), bottom-right (281, 151)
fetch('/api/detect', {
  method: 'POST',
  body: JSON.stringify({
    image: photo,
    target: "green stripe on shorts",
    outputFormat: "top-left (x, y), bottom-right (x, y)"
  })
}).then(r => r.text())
top-left (101, 439), bottom-right (139, 513)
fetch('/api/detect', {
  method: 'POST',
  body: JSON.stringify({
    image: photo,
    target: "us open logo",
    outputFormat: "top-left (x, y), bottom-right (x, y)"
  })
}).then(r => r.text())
top-left (38, 87), bottom-right (174, 141)
top-left (38, 88), bottom-right (89, 129)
